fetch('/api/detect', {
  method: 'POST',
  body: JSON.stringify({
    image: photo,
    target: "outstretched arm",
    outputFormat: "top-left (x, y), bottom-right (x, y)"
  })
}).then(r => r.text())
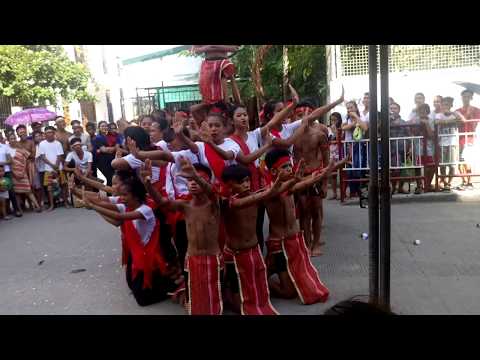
top-left (291, 158), bottom-right (349, 193)
top-left (177, 156), bottom-right (215, 200)
top-left (73, 168), bottom-right (114, 194)
top-left (230, 176), bottom-right (283, 209)
top-left (303, 86), bottom-right (344, 126)
top-left (236, 135), bottom-right (272, 165)
top-left (260, 84), bottom-right (299, 138)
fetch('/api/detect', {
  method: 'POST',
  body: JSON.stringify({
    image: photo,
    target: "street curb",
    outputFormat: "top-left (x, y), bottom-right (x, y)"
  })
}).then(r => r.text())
top-left (340, 191), bottom-right (480, 206)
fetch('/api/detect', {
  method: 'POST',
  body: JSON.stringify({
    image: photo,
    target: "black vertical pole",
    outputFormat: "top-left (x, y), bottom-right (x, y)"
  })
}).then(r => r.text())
top-left (368, 45), bottom-right (380, 304)
top-left (379, 45), bottom-right (391, 310)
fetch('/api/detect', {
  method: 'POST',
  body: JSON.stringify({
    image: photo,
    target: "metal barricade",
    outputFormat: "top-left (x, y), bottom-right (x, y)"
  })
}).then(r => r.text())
top-left (434, 119), bottom-right (480, 190)
top-left (338, 124), bottom-right (427, 202)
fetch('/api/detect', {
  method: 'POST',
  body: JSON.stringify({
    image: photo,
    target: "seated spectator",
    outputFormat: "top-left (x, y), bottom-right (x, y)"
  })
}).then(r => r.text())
top-left (64, 137), bottom-right (93, 177)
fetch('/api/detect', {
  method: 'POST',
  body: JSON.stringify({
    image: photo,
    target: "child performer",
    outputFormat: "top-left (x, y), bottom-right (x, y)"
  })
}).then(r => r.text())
top-left (263, 148), bottom-right (348, 304)
top-left (83, 174), bottom-right (178, 307)
top-left (191, 45), bottom-right (239, 105)
top-left (221, 164), bottom-right (284, 315)
top-left (141, 158), bottom-right (223, 315)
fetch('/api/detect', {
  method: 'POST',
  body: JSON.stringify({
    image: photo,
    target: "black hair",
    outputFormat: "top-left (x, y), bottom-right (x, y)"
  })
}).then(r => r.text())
top-left (32, 130), bottom-right (43, 138)
top-left (86, 121), bottom-right (96, 129)
top-left (207, 112), bottom-right (227, 126)
top-left (442, 96), bottom-right (454, 106)
top-left (345, 101), bottom-right (361, 117)
top-left (324, 296), bottom-right (394, 316)
top-left (228, 103), bottom-right (247, 119)
top-left (152, 118), bottom-right (169, 131)
top-left (265, 148), bottom-right (291, 170)
top-left (391, 102), bottom-right (401, 111)
top-left (263, 100), bottom-right (282, 121)
top-left (461, 89), bottom-right (474, 96)
top-left (69, 137), bottom-right (82, 146)
top-left (150, 109), bottom-right (167, 121)
top-left (71, 120), bottom-right (81, 126)
top-left (44, 126), bottom-right (56, 132)
top-left (120, 175), bottom-right (147, 203)
top-left (98, 120), bottom-right (108, 128)
top-left (193, 163), bottom-right (212, 180)
top-left (114, 170), bottom-right (136, 183)
top-left (124, 126), bottom-right (151, 151)
top-left (364, 92), bottom-right (370, 97)
top-left (0, 164), bottom-right (4, 169)
top-left (16, 124), bottom-right (27, 131)
top-left (221, 164), bottom-right (251, 183)
top-left (415, 92), bottom-right (425, 98)
top-left (418, 103), bottom-right (430, 116)
top-left (329, 112), bottom-right (343, 128)
top-left (296, 100), bottom-right (315, 109)
top-left (55, 116), bottom-right (65, 121)
top-left (139, 115), bottom-right (153, 124)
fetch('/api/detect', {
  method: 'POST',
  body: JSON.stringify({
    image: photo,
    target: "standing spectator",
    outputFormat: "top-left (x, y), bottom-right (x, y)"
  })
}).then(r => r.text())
top-left (28, 122), bottom-right (43, 140)
top-left (408, 92), bottom-right (426, 121)
top-left (0, 164), bottom-right (12, 220)
top-left (327, 112), bottom-right (343, 200)
top-left (54, 116), bottom-right (73, 154)
top-left (64, 138), bottom-right (93, 177)
top-left (341, 101), bottom-right (369, 198)
top-left (417, 104), bottom-right (437, 192)
top-left (389, 102), bottom-right (410, 194)
top-left (360, 92), bottom-right (370, 123)
top-left (0, 138), bottom-right (21, 216)
top-left (6, 133), bottom-right (41, 213)
top-left (69, 122), bottom-right (92, 152)
top-left (16, 125), bottom-right (36, 196)
top-left (85, 122), bottom-right (98, 177)
top-left (38, 126), bottom-right (69, 211)
top-left (32, 130), bottom-right (45, 208)
top-left (456, 89), bottom-right (480, 190)
top-left (435, 97), bottom-right (462, 191)
top-left (92, 121), bottom-right (120, 186)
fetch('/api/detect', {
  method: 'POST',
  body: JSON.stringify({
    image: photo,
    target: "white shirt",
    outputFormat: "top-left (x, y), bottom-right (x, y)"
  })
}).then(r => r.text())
top-left (65, 150), bottom-right (93, 174)
top-left (263, 120), bottom-right (302, 152)
top-left (116, 203), bottom-right (156, 246)
top-left (69, 133), bottom-right (90, 152)
top-left (165, 162), bottom-right (189, 199)
top-left (123, 154), bottom-right (161, 183)
top-left (170, 139), bottom-right (241, 183)
top-left (155, 140), bottom-right (169, 151)
top-left (242, 128), bottom-right (263, 167)
top-left (38, 140), bottom-right (64, 171)
top-left (0, 143), bottom-right (12, 172)
top-left (342, 114), bottom-right (370, 142)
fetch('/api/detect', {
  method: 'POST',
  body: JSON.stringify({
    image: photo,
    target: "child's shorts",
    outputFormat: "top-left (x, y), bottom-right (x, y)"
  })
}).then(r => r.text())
top-left (43, 171), bottom-right (66, 188)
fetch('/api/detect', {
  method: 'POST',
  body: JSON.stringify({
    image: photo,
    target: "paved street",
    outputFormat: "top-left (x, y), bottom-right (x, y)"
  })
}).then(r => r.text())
top-left (0, 199), bottom-right (479, 315)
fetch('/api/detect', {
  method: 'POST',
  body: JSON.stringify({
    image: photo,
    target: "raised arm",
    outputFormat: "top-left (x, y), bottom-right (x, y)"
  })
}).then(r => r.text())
top-left (173, 114), bottom-right (199, 154)
top-left (229, 76), bottom-right (242, 104)
top-left (271, 121), bottom-right (308, 148)
top-left (139, 160), bottom-right (185, 212)
top-left (230, 176), bottom-right (283, 209)
top-left (236, 135), bottom-right (272, 165)
top-left (190, 103), bottom-right (210, 125)
top-left (177, 156), bottom-right (215, 199)
top-left (303, 86), bottom-right (344, 127)
top-left (291, 158), bottom-right (349, 193)
top-left (260, 84), bottom-right (299, 138)
top-left (125, 138), bottom-right (175, 162)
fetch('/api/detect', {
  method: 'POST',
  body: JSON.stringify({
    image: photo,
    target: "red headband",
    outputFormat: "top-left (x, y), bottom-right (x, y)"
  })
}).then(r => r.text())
top-left (272, 156), bottom-right (291, 170)
top-left (210, 106), bottom-right (223, 114)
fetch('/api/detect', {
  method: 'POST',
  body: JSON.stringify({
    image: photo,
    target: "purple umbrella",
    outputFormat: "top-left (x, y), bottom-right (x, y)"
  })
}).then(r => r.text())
top-left (5, 108), bottom-right (57, 127)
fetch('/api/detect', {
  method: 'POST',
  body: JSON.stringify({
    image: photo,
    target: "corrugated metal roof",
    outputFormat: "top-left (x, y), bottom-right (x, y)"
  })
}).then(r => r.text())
top-left (122, 45), bottom-right (191, 65)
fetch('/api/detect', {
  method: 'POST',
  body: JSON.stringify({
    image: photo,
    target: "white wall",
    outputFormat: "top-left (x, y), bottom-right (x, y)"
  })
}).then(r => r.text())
top-left (329, 67), bottom-right (480, 119)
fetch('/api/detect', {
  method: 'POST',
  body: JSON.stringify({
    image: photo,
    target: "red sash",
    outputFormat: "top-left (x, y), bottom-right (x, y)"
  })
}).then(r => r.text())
top-left (121, 210), bottom-right (168, 289)
top-left (229, 134), bottom-right (261, 191)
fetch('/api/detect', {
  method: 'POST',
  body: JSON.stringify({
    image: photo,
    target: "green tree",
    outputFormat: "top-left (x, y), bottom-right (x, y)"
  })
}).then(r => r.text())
top-left (231, 45), bottom-right (327, 105)
top-left (0, 45), bottom-right (94, 107)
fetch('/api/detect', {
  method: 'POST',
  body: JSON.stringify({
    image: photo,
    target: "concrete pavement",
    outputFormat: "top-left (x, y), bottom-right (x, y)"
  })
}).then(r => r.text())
top-left (0, 199), bottom-right (479, 315)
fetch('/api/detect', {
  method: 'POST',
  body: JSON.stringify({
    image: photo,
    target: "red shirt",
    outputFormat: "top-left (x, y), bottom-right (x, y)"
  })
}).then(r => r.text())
top-left (456, 106), bottom-right (480, 146)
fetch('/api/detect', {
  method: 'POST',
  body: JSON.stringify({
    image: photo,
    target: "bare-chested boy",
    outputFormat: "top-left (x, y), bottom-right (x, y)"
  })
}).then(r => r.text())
top-left (140, 157), bottom-right (223, 315)
top-left (263, 148), bottom-right (348, 304)
top-left (191, 45), bottom-right (239, 105)
top-left (221, 164), bottom-right (283, 315)
top-left (292, 88), bottom-right (344, 256)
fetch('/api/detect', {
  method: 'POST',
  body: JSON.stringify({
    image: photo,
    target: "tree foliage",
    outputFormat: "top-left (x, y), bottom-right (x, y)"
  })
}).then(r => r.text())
top-left (232, 45), bottom-right (327, 105)
top-left (0, 45), bottom-right (94, 106)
